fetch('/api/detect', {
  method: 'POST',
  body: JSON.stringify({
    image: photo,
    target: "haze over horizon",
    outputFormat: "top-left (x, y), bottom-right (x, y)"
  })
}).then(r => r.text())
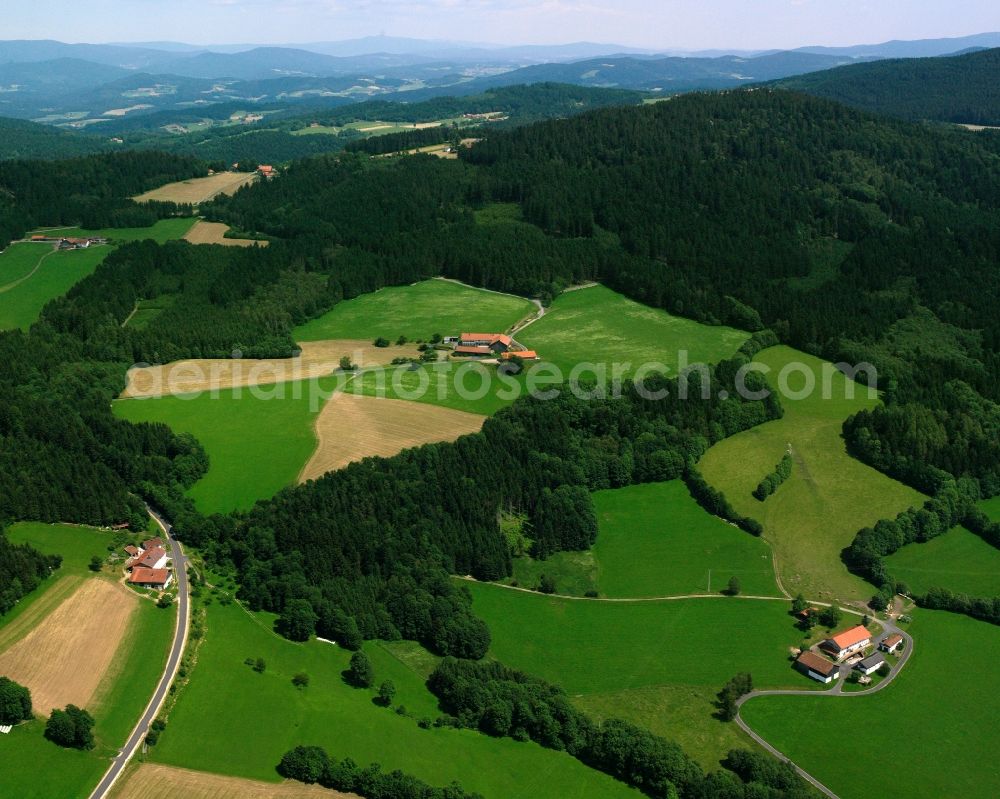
top-left (4, 0), bottom-right (1000, 52)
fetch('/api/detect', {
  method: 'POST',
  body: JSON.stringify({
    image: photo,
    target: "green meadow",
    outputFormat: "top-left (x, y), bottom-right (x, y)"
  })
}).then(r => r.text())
top-left (885, 525), bottom-right (1000, 597)
top-left (293, 279), bottom-right (536, 343)
top-left (152, 601), bottom-right (637, 799)
top-left (465, 582), bottom-right (815, 767)
top-left (35, 216), bottom-right (197, 243)
top-left (0, 245), bottom-right (108, 331)
top-left (592, 481), bottom-right (778, 598)
top-left (114, 382), bottom-right (327, 515)
top-left (0, 523), bottom-right (174, 799)
top-left (353, 361), bottom-right (538, 416)
top-left (742, 611), bottom-right (1000, 799)
top-left (518, 285), bottom-right (749, 375)
top-left (698, 346), bottom-right (924, 602)
top-left (504, 481), bottom-right (778, 598)
top-left (981, 495), bottom-right (1000, 522)
top-left (0, 219), bottom-right (197, 332)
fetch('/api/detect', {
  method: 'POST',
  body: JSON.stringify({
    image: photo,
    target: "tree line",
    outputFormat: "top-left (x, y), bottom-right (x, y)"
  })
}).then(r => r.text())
top-left (753, 453), bottom-right (793, 502)
top-left (427, 657), bottom-right (813, 799)
top-left (0, 531), bottom-right (60, 617)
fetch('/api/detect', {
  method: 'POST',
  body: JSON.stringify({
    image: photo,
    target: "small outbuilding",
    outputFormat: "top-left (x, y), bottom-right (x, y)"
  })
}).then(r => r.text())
top-left (880, 633), bottom-right (904, 654)
top-left (795, 651), bottom-right (840, 684)
top-left (856, 653), bottom-right (887, 676)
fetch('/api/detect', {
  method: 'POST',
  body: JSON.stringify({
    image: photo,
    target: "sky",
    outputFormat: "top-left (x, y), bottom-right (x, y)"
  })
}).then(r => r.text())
top-left (5, 0), bottom-right (1000, 50)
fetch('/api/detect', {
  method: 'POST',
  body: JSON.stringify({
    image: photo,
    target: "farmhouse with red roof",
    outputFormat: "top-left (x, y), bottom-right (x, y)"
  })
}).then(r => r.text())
top-left (821, 625), bottom-right (872, 660)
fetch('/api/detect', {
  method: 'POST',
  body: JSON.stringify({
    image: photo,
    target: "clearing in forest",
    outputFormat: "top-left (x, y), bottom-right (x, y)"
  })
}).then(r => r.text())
top-left (300, 392), bottom-right (485, 482)
top-left (885, 521), bottom-right (1000, 597)
top-left (698, 345), bottom-right (924, 602)
top-left (183, 220), bottom-right (268, 247)
top-left (518, 284), bottom-right (749, 375)
top-left (133, 172), bottom-right (256, 204)
top-left (0, 579), bottom-right (137, 714)
top-left (505, 480), bottom-right (778, 598)
top-left (293, 279), bottom-right (535, 343)
top-left (0, 244), bottom-right (108, 331)
top-left (111, 764), bottom-right (341, 799)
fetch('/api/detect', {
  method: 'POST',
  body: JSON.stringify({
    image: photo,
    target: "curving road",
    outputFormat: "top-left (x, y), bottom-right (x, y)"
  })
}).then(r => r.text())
top-left (88, 506), bottom-right (190, 799)
top-left (734, 619), bottom-right (914, 799)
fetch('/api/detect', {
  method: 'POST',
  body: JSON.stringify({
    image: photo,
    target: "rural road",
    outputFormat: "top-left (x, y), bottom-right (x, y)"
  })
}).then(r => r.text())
top-left (734, 618), bottom-right (914, 799)
top-left (87, 506), bottom-right (190, 799)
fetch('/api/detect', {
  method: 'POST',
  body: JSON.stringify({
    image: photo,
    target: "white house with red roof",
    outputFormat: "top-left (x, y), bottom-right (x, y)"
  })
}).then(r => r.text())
top-left (820, 625), bottom-right (872, 660)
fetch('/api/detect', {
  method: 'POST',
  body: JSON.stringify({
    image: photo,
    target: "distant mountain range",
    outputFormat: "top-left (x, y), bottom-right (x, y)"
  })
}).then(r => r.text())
top-left (775, 47), bottom-right (1000, 127)
top-left (0, 33), bottom-right (998, 135)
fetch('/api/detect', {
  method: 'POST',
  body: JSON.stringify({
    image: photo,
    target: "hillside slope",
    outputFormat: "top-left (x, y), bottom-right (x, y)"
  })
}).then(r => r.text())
top-left (775, 47), bottom-right (1000, 125)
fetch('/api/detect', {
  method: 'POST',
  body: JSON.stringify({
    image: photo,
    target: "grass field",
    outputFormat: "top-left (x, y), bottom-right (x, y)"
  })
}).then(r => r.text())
top-left (885, 525), bottom-right (1000, 596)
top-left (465, 582), bottom-right (816, 767)
top-left (0, 523), bottom-right (174, 799)
top-left (133, 172), bottom-right (256, 204)
top-left (591, 481), bottom-right (779, 598)
top-left (518, 285), bottom-right (749, 375)
top-left (37, 217), bottom-right (197, 243)
top-left (151, 601), bottom-right (638, 799)
top-left (293, 279), bottom-right (536, 343)
top-left (301, 392), bottom-right (484, 481)
top-left (114, 385), bottom-right (324, 515)
top-left (698, 346), bottom-right (924, 602)
top-left (0, 245), bottom-right (108, 331)
top-left (742, 610), bottom-right (1000, 799)
top-left (981, 495), bottom-right (1000, 522)
top-left (111, 764), bottom-right (336, 799)
top-left (353, 361), bottom-right (534, 416)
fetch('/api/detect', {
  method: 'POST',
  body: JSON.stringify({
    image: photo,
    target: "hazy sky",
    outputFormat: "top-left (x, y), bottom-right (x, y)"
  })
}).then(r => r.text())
top-left (6, 0), bottom-right (1000, 50)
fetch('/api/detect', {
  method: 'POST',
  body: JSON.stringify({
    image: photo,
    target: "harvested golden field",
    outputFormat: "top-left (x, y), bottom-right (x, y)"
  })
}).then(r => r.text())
top-left (111, 764), bottom-right (352, 799)
top-left (183, 220), bottom-right (268, 247)
top-left (121, 340), bottom-right (422, 398)
top-left (133, 172), bottom-right (257, 204)
top-left (300, 392), bottom-right (485, 481)
top-left (0, 579), bottom-right (137, 714)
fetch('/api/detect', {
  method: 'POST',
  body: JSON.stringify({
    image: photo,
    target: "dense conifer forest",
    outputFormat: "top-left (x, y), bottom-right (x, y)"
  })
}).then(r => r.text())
top-left (775, 47), bottom-right (1000, 126)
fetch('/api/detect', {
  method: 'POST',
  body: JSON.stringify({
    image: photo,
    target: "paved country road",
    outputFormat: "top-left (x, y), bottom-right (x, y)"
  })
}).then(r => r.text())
top-left (734, 618), bottom-right (915, 799)
top-left (88, 506), bottom-right (190, 799)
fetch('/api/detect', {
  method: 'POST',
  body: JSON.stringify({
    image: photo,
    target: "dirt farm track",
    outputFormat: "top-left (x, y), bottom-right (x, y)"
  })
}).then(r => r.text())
top-left (0, 578), bottom-right (137, 713)
top-left (110, 764), bottom-right (354, 799)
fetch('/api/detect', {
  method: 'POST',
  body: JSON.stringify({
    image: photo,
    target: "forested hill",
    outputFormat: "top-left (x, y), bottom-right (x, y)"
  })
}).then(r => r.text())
top-left (0, 116), bottom-right (111, 161)
top-left (774, 47), bottom-right (1000, 126)
top-left (460, 90), bottom-right (1000, 494)
top-left (0, 150), bottom-right (205, 245)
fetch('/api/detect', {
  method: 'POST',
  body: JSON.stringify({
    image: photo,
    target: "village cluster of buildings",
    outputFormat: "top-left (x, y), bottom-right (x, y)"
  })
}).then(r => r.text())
top-left (123, 536), bottom-right (173, 590)
top-left (795, 623), bottom-right (904, 685)
top-left (29, 234), bottom-right (108, 250)
top-left (449, 332), bottom-right (539, 362)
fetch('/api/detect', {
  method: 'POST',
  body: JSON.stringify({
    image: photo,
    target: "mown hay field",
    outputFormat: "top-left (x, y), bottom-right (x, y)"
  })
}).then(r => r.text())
top-left (0, 579), bottom-right (137, 714)
top-left (300, 392), bottom-right (485, 481)
top-left (133, 172), bottom-right (256, 204)
top-left (182, 220), bottom-right (268, 247)
top-left (111, 764), bottom-right (344, 799)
